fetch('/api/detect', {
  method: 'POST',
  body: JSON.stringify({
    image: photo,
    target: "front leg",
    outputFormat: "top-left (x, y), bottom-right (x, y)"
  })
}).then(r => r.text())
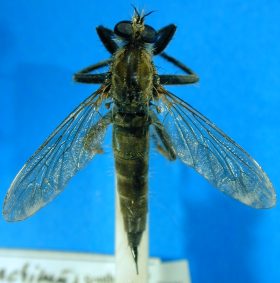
top-left (153, 24), bottom-right (177, 55)
top-left (149, 110), bottom-right (176, 161)
top-left (159, 52), bottom-right (199, 85)
top-left (96, 26), bottom-right (118, 54)
top-left (73, 59), bottom-right (111, 84)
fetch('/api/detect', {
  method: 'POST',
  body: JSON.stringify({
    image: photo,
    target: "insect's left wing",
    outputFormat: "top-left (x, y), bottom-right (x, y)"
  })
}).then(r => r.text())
top-left (151, 89), bottom-right (276, 208)
top-left (3, 88), bottom-right (112, 221)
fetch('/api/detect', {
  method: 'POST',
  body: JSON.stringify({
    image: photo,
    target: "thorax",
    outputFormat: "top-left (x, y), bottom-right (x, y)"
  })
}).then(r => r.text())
top-left (110, 45), bottom-right (155, 113)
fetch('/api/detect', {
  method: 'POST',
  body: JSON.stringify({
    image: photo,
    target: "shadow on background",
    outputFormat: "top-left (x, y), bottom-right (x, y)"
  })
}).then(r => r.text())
top-left (0, 22), bottom-right (14, 60)
top-left (182, 181), bottom-right (259, 283)
top-left (0, 60), bottom-right (114, 255)
top-left (11, 62), bottom-right (85, 166)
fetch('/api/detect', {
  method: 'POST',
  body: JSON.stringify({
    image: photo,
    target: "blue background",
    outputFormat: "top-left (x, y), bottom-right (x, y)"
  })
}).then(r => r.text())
top-left (0, 1), bottom-right (279, 282)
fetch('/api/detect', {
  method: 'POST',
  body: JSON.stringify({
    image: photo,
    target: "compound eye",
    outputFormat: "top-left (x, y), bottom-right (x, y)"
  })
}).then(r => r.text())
top-left (114, 21), bottom-right (133, 39)
top-left (142, 25), bottom-right (157, 43)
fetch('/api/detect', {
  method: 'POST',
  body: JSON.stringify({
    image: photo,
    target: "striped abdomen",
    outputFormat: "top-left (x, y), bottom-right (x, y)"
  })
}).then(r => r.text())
top-left (113, 113), bottom-right (149, 266)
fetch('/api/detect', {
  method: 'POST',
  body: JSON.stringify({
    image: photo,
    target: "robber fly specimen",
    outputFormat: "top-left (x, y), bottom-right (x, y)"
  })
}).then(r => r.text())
top-left (3, 8), bottom-right (276, 273)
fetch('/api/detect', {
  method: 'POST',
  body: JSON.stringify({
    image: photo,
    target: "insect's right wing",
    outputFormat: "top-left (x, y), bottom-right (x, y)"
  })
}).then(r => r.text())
top-left (3, 88), bottom-right (112, 222)
top-left (151, 89), bottom-right (276, 209)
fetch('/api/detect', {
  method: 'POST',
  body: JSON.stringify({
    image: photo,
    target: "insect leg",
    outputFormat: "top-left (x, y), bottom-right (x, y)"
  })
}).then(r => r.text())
top-left (159, 52), bottom-right (199, 85)
top-left (153, 24), bottom-right (177, 55)
top-left (96, 26), bottom-right (119, 54)
top-left (150, 111), bottom-right (176, 161)
top-left (83, 110), bottom-right (112, 153)
top-left (73, 59), bottom-right (111, 84)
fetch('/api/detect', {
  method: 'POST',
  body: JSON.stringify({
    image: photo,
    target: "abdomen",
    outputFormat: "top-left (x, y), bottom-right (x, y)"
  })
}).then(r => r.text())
top-left (113, 114), bottom-right (149, 260)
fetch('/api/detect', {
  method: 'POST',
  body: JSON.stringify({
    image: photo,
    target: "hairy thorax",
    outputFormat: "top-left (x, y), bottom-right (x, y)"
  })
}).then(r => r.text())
top-left (110, 45), bottom-right (155, 112)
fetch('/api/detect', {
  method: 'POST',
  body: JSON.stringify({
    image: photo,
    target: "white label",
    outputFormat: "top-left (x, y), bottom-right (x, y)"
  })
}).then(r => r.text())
top-left (0, 249), bottom-right (191, 283)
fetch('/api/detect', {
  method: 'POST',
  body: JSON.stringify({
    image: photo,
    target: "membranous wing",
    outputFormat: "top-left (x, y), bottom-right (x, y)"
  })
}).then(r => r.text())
top-left (151, 89), bottom-right (276, 208)
top-left (3, 87), bottom-right (112, 221)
